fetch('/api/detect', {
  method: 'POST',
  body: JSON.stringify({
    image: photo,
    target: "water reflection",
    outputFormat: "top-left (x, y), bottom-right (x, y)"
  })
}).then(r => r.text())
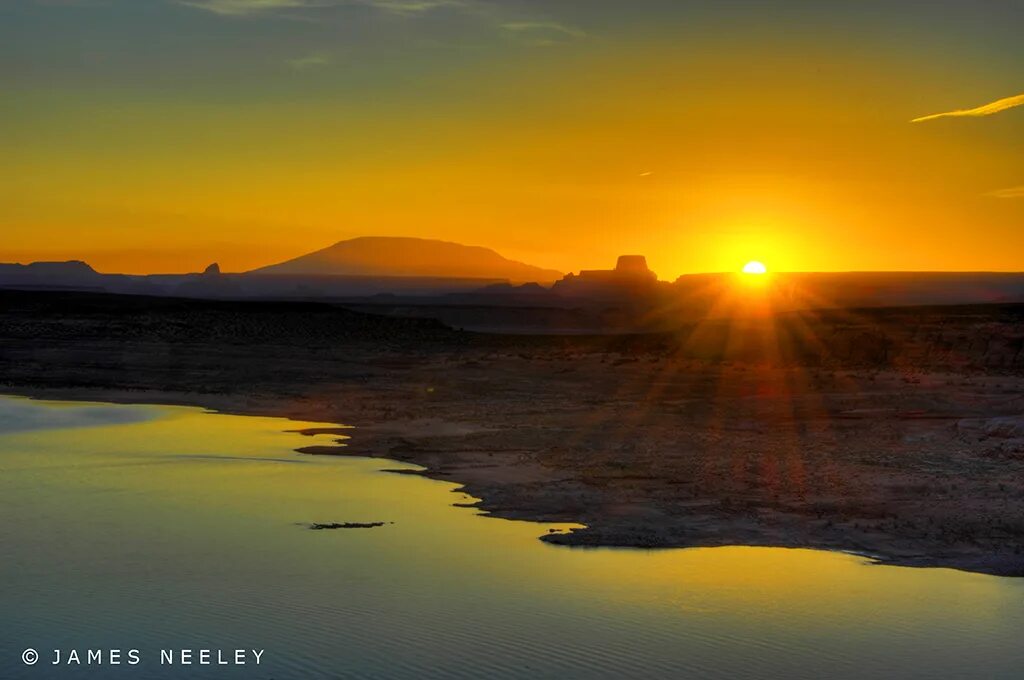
top-left (0, 396), bottom-right (1022, 679)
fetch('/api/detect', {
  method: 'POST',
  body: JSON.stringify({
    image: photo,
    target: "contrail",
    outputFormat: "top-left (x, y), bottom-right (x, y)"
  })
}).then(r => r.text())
top-left (988, 186), bottom-right (1024, 199)
top-left (912, 92), bottom-right (1024, 123)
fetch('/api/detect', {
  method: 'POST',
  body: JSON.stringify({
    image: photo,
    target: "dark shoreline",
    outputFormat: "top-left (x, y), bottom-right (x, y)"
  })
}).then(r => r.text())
top-left (6, 380), bottom-right (1024, 577)
top-left (3, 289), bottom-right (1024, 577)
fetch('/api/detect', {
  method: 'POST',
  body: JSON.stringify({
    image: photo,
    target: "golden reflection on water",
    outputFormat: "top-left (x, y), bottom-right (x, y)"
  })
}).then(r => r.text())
top-left (2, 396), bottom-right (1023, 679)
top-left (0, 398), bottom-right (1010, 606)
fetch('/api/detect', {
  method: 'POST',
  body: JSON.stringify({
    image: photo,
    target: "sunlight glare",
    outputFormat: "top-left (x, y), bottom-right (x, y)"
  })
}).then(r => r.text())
top-left (742, 261), bottom-right (768, 275)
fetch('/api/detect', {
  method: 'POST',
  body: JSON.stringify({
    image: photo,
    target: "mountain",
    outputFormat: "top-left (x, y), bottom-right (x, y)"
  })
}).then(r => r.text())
top-left (249, 237), bottom-right (563, 283)
top-left (0, 261), bottom-right (104, 287)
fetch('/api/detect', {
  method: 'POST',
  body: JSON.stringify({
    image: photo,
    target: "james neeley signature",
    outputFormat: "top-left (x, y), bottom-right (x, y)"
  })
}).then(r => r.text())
top-left (20, 648), bottom-right (264, 667)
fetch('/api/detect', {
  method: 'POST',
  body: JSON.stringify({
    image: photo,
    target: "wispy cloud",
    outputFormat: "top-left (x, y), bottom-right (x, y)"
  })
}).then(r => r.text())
top-left (364, 0), bottom-right (466, 14)
top-left (180, 0), bottom-right (465, 16)
top-left (287, 51), bottom-right (330, 69)
top-left (501, 21), bottom-right (586, 45)
top-left (912, 92), bottom-right (1024, 123)
top-left (988, 186), bottom-right (1024, 199)
top-left (180, 0), bottom-right (309, 15)
top-left (180, 0), bottom-right (585, 51)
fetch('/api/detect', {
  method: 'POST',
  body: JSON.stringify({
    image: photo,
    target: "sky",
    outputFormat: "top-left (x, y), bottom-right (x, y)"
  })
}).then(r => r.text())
top-left (1, 0), bottom-right (1022, 277)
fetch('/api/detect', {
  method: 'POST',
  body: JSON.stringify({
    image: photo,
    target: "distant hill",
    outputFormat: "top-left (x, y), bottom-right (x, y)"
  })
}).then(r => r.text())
top-left (0, 260), bottom-right (98, 278)
top-left (0, 261), bottom-right (104, 288)
top-left (249, 237), bottom-right (563, 283)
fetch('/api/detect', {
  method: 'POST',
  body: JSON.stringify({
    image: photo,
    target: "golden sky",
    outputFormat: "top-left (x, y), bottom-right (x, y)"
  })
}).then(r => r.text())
top-left (2, 1), bottom-right (1022, 277)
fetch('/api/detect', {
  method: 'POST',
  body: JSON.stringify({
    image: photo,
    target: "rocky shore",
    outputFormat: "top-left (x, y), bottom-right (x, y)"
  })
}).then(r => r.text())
top-left (3, 290), bottom-right (1023, 576)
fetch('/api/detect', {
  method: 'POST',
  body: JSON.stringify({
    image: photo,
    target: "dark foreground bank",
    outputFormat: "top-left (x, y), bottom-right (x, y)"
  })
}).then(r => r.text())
top-left (2, 289), bottom-right (1024, 575)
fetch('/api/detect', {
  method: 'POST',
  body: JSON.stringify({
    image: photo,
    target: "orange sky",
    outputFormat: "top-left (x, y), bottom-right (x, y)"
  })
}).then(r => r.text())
top-left (2, 1), bottom-right (1022, 277)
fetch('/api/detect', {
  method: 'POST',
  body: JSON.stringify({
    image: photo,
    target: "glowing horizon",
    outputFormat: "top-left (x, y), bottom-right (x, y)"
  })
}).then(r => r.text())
top-left (2, 1), bottom-right (1022, 278)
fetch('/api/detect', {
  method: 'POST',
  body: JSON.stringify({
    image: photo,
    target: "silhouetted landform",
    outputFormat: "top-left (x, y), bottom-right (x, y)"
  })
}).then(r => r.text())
top-left (552, 254), bottom-right (659, 299)
top-left (0, 260), bottom-right (109, 290)
top-left (307, 522), bottom-right (389, 530)
top-left (4, 250), bottom-right (1024, 333)
top-left (0, 289), bottom-right (460, 348)
top-left (338, 264), bottom-right (1024, 333)
top-left (5, 289), bottom-right (1022, 370)
top-left (0, 258), bottom-right (513, 299)
top-left (251, 236), bottom-right (563, 283)
top-left (3, 289), bottom-right (1024, 576)
top-left (0, 236), bottom-right (562, 299)
top-left (675, 271), bottom-right (1024, 313)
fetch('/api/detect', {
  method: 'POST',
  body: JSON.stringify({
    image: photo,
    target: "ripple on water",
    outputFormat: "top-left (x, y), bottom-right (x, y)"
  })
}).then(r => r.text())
top-left (1, 395), bottom-right (1024, 680)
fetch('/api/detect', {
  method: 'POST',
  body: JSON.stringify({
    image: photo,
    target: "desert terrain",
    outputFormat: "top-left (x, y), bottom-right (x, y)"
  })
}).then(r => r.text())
top-left (2, 290), bottom-right (1023, 576)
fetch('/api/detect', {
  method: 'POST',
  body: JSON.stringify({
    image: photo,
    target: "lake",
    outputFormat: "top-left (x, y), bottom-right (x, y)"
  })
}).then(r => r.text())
top-left (1, 395), bottom-right (1022, 679)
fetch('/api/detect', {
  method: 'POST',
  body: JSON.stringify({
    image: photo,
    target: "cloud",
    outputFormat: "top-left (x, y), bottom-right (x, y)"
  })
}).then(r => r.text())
top-left (912, 92), bottom-right (1024, 123)
top-left (31, 0), bottom-right (113, 5)
top-left (180, 0), bottom-right (310, 15)
top-left (180, 0), bottom-right (465, 15)
top-left (988, 186), bottom-right (1024, 199)
top-left (364, 0), bottom-right (466, 13)
top-left (500, 21), bottom-right (586, 45)
top-left (287, 52), bottom-right (330, 69)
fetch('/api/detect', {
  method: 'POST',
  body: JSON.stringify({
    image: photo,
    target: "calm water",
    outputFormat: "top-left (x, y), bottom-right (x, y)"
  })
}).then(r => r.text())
top-left (1, 396), bottom-right (1023, 680)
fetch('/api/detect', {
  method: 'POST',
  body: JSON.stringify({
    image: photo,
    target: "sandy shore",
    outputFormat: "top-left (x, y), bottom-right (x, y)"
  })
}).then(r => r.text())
top-left (3, 290), bottom-right (1024, 576)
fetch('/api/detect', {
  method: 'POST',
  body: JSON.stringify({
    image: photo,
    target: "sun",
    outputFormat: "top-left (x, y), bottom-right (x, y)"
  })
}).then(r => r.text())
top-left (742, 260), bottom-right (768, 275)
